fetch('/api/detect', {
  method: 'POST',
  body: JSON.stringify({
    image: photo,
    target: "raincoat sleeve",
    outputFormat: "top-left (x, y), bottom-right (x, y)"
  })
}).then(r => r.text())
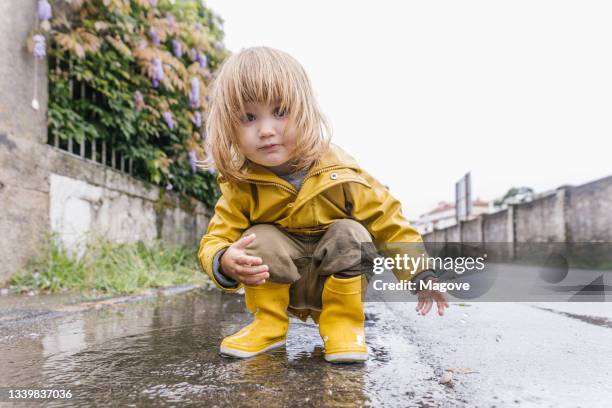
top-left (198, 181), bottom-right (251, 292)
top-left (345, 169), bottom-right (436, 284)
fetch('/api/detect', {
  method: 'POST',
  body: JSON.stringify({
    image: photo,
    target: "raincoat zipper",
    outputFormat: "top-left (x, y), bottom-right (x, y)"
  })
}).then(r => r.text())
top-left (243, 165), bottom-right (347, 195)
top-left (245, 180), bottom-right (297, 195)
top-left (303, 165), bottom-right (345, 183)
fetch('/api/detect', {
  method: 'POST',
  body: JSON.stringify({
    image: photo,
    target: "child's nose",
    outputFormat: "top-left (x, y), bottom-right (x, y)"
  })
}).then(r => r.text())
top-left (258, 119), bottom-right (276, 137)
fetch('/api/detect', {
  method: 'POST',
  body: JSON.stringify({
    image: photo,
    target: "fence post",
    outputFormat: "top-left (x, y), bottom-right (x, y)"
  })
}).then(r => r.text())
top-left (507, 205), bottom-right (515, 260)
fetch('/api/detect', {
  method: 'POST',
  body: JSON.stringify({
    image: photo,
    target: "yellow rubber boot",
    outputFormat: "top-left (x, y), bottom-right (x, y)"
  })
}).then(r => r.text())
top-left (220, 281), bottom-right (290, 358)
top-left (319, 275), bottom-right (368, 363)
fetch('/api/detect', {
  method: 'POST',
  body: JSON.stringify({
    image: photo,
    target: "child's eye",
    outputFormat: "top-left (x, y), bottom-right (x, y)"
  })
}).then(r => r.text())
top-left (241, 113), bottom-right (256, 123)
top-left (274, 107), bottom-right (288, 118)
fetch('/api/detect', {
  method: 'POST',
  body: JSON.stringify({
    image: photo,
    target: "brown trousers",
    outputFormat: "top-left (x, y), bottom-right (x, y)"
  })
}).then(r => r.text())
top-left (242, 219), bottom-right (377, 312)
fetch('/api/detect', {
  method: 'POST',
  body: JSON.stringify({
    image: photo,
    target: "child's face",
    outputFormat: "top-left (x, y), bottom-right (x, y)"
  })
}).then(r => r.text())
top-left (237, 101), bottom-right (297, 175)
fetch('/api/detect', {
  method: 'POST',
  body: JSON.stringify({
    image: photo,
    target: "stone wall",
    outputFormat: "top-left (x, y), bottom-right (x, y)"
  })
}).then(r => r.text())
top-left (566, 175), bottom-right (612, 242)
top-left (514, 189), bottom-right (566, 243)
top-left (482, 209), bottom-right (511, 243)
top-left (461, 217), bottom-right (483, 242)
top-left (1, 125), bottom-right (212, 285)
top-left (446, 225), bottom-right (461, 242)
top-left (1, 0), bottom-right (51, 285)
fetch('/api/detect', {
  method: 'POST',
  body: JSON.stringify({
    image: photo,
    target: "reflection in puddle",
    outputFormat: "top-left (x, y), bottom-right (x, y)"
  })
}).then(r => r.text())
top-left (0, 290), bottom-right (458, 407)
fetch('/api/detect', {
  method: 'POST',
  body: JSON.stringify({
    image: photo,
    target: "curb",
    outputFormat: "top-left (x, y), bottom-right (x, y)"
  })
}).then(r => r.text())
top-left (48, 283), bottom-right (206, 313)
top-left (0, 284), bottom-right (207, 327)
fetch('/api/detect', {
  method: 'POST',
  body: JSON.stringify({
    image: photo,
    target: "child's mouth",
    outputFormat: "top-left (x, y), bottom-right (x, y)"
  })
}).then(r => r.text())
top-left (259, 144), bottom-right (280, 151)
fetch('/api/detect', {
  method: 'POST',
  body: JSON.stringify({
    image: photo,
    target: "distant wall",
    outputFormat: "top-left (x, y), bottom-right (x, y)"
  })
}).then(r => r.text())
top-left (482, 209), bottom-right (511, 243)
top-left (446, 225), bottom-right (461, 242)
top-left (514, 189), bottom-right (566, 243)
top-left (461, 218), bottom-right (483, 242)
top-left (566, 175), bottom-right (612, 242)
top-left (423, 175), bottom-right (612, 250)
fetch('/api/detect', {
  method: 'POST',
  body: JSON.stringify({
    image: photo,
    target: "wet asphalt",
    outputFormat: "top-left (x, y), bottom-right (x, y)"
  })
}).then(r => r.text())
top-left (0, 284), bottom-right (611, 407)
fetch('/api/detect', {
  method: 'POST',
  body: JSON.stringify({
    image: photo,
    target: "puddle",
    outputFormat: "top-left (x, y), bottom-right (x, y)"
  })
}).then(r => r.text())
top-left (0, 289), bottom-right (459, 407)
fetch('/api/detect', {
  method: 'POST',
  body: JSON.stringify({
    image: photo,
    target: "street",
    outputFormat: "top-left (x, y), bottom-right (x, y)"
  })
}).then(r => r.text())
top-left (1, 285), bottom-right (611, 407)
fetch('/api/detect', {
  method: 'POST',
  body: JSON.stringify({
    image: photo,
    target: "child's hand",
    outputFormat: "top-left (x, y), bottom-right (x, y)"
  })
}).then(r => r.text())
top-left (415, 278), bottom-right (449, 316)
top-left (220, 233), bottom-right (270, 286)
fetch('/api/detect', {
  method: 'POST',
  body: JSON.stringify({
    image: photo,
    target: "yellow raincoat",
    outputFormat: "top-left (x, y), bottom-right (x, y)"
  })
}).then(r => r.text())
top-left (198, 143), bottom-right (428, 296)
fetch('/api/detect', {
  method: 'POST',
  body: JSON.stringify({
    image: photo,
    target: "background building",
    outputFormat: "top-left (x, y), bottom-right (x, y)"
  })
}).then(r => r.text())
top-left (412, 199), bottom-right (489, 235)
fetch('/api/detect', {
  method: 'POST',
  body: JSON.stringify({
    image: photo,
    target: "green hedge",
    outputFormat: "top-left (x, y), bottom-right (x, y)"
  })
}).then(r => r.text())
top-left (33, 0), bottom-right (225, 208)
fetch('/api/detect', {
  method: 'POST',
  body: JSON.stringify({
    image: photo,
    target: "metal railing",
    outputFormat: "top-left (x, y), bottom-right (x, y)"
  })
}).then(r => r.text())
top-left (47, 54), bottom-right (136, 176)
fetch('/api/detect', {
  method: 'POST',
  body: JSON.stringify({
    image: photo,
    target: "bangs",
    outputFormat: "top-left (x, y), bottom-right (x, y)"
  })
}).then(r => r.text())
top-left (219, 48), bottom-right (305, 123)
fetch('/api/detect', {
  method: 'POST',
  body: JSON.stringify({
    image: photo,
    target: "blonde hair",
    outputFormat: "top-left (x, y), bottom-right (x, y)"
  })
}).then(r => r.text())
top-left (201, 47), bottom-right (331, 182)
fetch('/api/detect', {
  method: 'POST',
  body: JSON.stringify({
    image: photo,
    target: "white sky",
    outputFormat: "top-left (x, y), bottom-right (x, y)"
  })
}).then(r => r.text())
top-left (203, 0), bottom-right (612, 218)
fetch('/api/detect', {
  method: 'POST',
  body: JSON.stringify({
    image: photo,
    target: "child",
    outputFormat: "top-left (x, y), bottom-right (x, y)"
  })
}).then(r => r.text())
top-left (198, 47), bottom-right (448, 363)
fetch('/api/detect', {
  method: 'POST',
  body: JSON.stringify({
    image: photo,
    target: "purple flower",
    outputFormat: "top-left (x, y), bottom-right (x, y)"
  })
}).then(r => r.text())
top-left (214, 41), bottom-right (223, 51)
top-left (203, 72), bottom-right (212, 81)
top-left (188, 150), bottom-right (197, 172)
top-left (149, 27), bottom-right (160, 46)
top-left (152, 57), bottom-right (164, 86)
top-left (193, 23), bottom-right (203, 31)
top-left (207, 168), bottom-right (216, 175)
top-left (189, 77), bottom-right (200, 108)
top-left (134, 91), bottom-right (144, 112)
top-left (162, 111), bottom-right (174, 130)
top-left (166, 183), bottom-right (173, 191)
top-left (172, 39), bottom-right (182, 58)
top-left (33, 35), bottom-right (46, 59)
top-left (149, 0), bottom-right (157, 7)
top-left (196, 52), bottom-right (207, 68)
top-left (37, 0), bottom-right (52, 21)
top-left (191, 49), bottom-right (207, 68)
top-left (192, 111), bottom-right (202, 128)
top-left (166, 14), bottom-right (176, 28)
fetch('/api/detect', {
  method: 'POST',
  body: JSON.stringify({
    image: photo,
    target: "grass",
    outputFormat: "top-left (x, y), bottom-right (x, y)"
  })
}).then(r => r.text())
top-left (8, 233), bottom-right (209, 296)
